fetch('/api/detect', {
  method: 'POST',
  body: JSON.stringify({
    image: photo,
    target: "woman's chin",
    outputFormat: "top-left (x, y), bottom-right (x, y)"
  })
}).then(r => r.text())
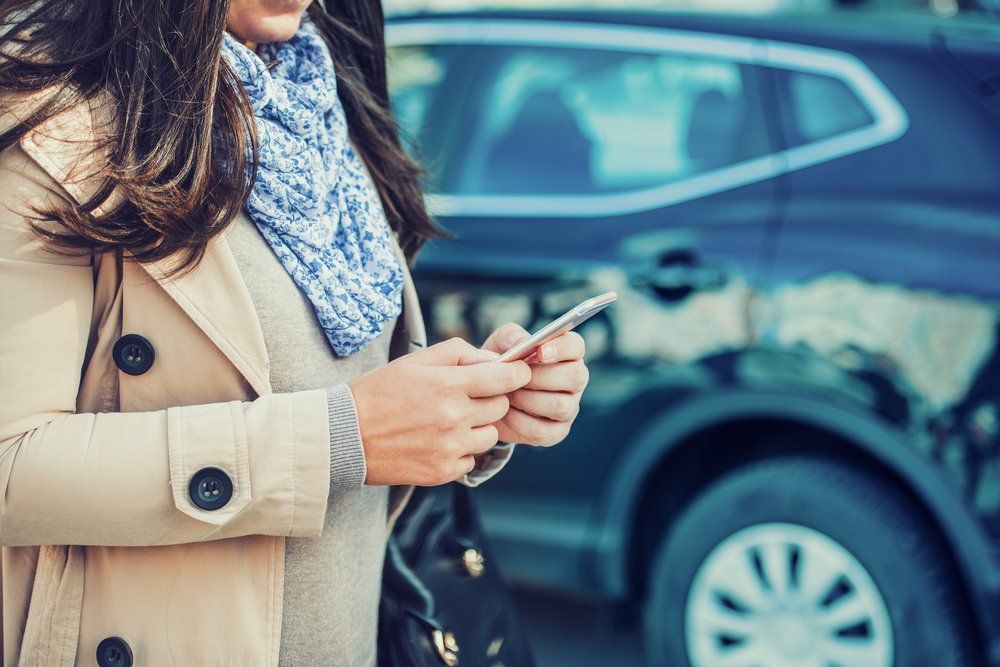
top-left (227, 0), bottom-right (312, 45)
top-left (249, 15), bottom-right (304, 43)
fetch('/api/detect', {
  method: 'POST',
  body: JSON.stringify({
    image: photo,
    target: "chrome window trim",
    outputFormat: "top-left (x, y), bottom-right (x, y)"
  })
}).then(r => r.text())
top-left (387, 19), bottom-right (910, 218)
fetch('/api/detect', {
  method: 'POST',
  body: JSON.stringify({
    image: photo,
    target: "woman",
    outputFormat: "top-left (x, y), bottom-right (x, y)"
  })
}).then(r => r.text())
top-left (0, 1), bottom-right (589, 664)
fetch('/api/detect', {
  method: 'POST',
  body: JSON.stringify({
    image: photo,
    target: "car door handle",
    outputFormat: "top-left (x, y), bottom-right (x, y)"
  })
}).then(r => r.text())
top-left (634, 263), bottom-right (730, 294)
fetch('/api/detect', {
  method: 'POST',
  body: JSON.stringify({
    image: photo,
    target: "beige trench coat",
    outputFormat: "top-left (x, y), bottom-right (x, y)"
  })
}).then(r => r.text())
top-left (0, 97), bottom-right (436, 665)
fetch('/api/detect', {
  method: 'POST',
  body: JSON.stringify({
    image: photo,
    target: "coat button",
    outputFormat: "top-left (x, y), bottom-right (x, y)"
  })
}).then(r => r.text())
top-left (112, 334), bottom-right (155, 375)
top-left (96, 636), bottom-right (132, 667)
top-left (189, 467), bottom-right (233, 511)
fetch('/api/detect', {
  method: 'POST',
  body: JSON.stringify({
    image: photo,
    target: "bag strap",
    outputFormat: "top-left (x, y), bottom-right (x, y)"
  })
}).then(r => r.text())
top-left (451, 484), bottom-right (476, 546)
top-left (384, 536), bottom-right (435, 618)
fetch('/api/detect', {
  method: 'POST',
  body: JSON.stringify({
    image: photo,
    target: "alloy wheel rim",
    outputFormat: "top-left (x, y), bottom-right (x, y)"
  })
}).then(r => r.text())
top-left (684, 522), bottom-right (894, 667)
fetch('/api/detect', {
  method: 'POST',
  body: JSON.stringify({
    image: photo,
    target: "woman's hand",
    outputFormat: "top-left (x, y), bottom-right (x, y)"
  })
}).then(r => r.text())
top-left (349, 338), bottom-right (532, 487)
top-left (483, 323), bottom-right (589, 447)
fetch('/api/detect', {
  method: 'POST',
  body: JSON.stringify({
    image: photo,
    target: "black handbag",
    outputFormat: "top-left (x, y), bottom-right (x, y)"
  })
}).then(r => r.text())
top-left (378, 484), bottom-right (536, 667)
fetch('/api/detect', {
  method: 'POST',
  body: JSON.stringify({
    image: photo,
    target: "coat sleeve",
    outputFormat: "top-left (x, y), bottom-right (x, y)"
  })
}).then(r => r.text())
top-left (0, 144), bottom-right (332, 547)
top-left (460, 443), bottom-right (517, 488)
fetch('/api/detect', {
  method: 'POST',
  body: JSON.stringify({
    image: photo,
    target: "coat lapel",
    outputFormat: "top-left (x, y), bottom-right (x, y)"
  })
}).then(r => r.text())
top-left (140, 228), bottom-right (273, 397)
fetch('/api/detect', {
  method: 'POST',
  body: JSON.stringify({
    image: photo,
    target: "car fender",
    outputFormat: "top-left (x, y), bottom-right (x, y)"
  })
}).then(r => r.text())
top-left (587, 389), bottom-right (1000, 655)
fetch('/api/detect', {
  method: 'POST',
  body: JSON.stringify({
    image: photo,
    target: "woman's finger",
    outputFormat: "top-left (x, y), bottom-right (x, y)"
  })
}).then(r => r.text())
top-left (524, 360), bottom-right (590, 393)
top-left (482, 322), bottom-right (530, 355)
top-left (467, 424), bottom-right (501, 454)
top-left (468, 394), bottom-right (510, 426)
top-left (508, 388), bottom-right (580, 423)
top-left (536, 331), bottom-right (586, 364)
top-left (453, 454), bottom-right (478, 481)
top-left (501, 406), bottom-right (571, 448)
top-left (452, 359), bottom-right (532, 398)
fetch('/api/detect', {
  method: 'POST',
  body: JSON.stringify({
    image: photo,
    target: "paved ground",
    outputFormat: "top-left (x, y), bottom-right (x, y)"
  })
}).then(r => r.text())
top-left (511, 588), bottom-right (646, 666)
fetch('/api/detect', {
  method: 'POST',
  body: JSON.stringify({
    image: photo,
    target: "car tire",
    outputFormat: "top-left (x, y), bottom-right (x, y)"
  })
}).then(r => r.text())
top-left (643, 456), bottom-right (980, 667)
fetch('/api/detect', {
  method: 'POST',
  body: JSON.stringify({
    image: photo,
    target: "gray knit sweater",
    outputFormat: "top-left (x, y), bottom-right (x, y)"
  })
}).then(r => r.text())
top-left (228, 214), bottom-right (390, 666)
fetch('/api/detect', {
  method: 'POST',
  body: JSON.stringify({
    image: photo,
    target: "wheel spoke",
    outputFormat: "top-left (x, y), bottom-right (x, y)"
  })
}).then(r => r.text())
top-left (703, 542), bottom-right (772, 612)
top-left (728, 559), bottom-right (772, 612)
top-left (759, 540), bottom-right (792, 598)
top-left (817, 590), bottom-right (870, 630)
top-left (796, 542), bottom-right (842, 605)
top-left (689, 596), bottom-right (756, 636)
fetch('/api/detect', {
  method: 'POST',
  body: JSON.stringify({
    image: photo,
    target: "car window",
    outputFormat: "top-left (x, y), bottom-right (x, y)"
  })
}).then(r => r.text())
top-left (445, 46), bottom-right (769, 196)
top-left (776, 69), bottom-right (875, 147)
top-left (387, 44), bottom-right (464, 191)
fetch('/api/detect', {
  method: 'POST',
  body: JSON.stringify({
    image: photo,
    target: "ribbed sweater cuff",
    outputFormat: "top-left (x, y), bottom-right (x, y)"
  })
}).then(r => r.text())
top-left (326, 383), bottom-right (367, 491)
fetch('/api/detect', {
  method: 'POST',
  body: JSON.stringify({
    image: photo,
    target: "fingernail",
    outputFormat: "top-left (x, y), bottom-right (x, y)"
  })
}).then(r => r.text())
top-left (481, 349), bottom-right (500, 361)
top-left (539, 344), bottom-right (553, 362)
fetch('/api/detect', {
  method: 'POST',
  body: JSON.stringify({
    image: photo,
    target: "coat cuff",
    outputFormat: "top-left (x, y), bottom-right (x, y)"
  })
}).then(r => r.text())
top-left (327, 383), bottom-right (367, 491)
top-left (460, 442), bottom-right (517, 488)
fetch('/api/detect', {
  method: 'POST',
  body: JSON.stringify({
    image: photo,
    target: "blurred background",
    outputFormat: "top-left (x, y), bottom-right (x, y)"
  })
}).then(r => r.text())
top-left (383, 1), bottom-right (1000, 665)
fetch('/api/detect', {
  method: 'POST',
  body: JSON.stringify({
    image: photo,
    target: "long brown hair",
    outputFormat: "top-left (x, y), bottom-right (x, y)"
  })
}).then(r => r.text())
top-left (0, 0), bottom-right (440, 271)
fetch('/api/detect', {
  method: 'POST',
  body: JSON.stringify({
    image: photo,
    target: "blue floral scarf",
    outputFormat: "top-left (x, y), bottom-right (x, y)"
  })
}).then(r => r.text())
top-left (220, 17), bottom-right (403, 357)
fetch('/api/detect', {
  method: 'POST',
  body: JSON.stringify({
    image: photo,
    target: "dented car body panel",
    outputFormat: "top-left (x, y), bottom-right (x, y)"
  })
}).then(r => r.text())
top-left (387, 9), bottom-right (1000, 655)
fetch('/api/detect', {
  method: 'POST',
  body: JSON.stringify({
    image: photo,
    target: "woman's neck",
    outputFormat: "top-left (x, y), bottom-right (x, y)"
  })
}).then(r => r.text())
top-left (226, 29), bottom-right (260, 55)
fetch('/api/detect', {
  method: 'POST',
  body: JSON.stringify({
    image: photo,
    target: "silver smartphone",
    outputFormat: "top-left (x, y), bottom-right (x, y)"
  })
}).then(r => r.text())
top-left (497, 291), bottom-right (618, 363)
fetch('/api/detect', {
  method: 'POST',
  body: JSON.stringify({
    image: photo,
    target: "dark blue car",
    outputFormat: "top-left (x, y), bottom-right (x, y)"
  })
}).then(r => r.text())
top-left (387, 10), bottom-right (1000, 666)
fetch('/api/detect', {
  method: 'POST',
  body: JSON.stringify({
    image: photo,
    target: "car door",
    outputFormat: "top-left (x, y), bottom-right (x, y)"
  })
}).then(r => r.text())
top-left (387, 19), bottom-right (781, 588)
top-left (758, 37), bottom-right (1000, 534)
